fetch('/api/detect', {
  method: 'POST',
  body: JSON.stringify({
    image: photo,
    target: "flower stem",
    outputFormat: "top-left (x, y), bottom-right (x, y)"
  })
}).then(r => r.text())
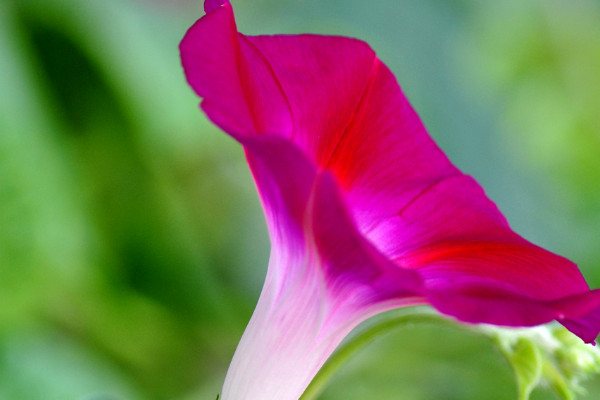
top-left (299, 308), bottom-right (458, 400)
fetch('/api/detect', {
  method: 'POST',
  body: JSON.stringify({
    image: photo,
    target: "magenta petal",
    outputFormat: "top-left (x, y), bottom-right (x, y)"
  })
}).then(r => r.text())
top-left (180, 1), bottom-right (600, 398)
top-left (204, 0), bottom-right (226, 13)
top-left (562, 308), bottom-right (600, 344)
top-left (379, 173), bottom-right (600, 341)
top-left (427, 283), bottom-right (600, 331)
top-left (310, 171), bottom-right (424, 302)
top-left (241, 134), bottom-right (423, 304)
top-left (180, 2), bottom-right (292, 139)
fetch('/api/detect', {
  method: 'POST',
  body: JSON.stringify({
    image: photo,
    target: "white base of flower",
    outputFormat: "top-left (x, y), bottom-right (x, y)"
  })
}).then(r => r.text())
top-left (221, 261), bottom-right (351, 400)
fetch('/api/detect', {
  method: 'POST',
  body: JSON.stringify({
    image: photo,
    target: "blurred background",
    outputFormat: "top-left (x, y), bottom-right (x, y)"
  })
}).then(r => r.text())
top-left (1, 0), bottom-right (599, 398)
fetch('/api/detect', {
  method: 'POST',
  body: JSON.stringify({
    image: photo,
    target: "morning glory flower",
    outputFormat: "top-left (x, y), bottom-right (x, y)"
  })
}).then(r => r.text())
top-left (179, 1), bottom-right (600, 399)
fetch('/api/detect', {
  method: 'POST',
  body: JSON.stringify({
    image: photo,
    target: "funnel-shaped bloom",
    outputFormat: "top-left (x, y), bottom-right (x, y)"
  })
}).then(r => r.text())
top-left (180, 1), bottom-right (600, 399)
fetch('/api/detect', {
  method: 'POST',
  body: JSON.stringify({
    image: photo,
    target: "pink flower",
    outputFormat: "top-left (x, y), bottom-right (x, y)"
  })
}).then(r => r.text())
top-left (180, 1), bottom-right (600, 399)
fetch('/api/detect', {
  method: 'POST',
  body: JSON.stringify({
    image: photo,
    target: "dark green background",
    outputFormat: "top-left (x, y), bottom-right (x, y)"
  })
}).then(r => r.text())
top-left (1, 0), bottom-right (599, 398)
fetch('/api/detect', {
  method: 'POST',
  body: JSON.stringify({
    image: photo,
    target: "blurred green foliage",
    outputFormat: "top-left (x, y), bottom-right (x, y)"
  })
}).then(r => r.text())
top-left (0, 0), bottom-right (598, 399)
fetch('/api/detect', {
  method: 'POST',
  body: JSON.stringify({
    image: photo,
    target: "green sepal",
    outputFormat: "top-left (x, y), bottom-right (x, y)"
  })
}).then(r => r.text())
top-left (494, 335), bottom-right (542, 400)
